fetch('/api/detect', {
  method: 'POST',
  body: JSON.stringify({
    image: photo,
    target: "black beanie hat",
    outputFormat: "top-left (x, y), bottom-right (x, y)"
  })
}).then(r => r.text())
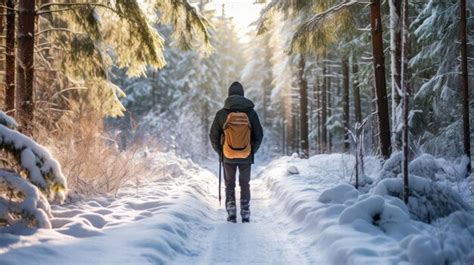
top-left (228, 81), bottom-right (244, 96)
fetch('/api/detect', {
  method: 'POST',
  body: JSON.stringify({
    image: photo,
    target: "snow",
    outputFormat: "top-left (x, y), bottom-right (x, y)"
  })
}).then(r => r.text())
top-left (0, 152), bottom-right (473, 264)
top-left (0, 114), bottom-right (67, 228)
top-left (0, 123), bottom-right (66, 201)
top-left (0, 112), bottom-right (17, 129)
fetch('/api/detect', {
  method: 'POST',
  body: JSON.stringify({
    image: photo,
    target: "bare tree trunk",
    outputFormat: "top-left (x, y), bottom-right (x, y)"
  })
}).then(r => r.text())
top-left (297, 55), bottom-right (309, 158)
top-left (389, 0), bottom-right (402, 150)
top-left (16, 0), bottom-right (36, 133)
top-left (401, 0), bottom-right (410, 203)
top-left (327, 66), bottom-right (332, 153)
top-left (202, 103), bottom-right (209, 157)
top-left (353, 61), bottom-right (362, 123)
top-left (5, 0), bottom-right (15, 115)
top-left (0, 0), bottom-right (4, 34)
top-left (342, 58), bottom-right (350, 152)
top-left (262, 33), bottom-right (273, 127)
top-left (292, 106), bottom-right (298, 153)
top-left (321, 60), bottom-right (328, 153)
top-left (460, 0), bottom-right (471, 174)
top-left (281, 101), bottom-right (286, 155)
top-left (314, 72), bottom-right (321, 153)
top-left (288, 96), bottom-right (295, 153)
top-left (370, 0), bottom-right (392, 158)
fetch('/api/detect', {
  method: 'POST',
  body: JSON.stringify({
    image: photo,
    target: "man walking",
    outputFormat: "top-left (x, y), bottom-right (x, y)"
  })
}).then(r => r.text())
top-left (210, 81), bottom-right (264, 223)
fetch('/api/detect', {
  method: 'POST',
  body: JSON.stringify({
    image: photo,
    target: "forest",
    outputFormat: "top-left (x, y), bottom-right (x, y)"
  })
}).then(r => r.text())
top-left (0, 0), bottom-right (473, 264)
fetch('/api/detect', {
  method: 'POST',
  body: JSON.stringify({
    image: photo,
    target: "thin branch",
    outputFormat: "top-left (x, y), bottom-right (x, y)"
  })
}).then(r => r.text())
top-left (36, 3), bottom-right (116, 13)
top-left (0, 5), bottom-right (18, 12)
top-left (37, 8), bottom-right (75, 15)
top-left (296, 0), bottom-right (359, 35)
top-left (36, 28), bottom-right (80, 36)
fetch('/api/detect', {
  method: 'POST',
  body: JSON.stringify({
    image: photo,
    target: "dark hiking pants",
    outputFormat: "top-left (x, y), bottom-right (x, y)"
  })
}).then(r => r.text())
top-left (223, 163), bottom-right (251, 217)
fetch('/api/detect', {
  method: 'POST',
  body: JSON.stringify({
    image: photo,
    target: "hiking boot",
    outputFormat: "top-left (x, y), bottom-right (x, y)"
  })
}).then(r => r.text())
top-left (240, 200), bottom-right (250, 223)
top-left (227, 216), bottom-right (237, 223)
top-left (226, 201), bottom-right (237, 222)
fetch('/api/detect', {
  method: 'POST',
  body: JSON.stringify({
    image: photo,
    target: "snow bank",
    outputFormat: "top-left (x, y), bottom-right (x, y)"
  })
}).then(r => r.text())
top-left (378, 152), bottom-right (468, 183)
top-left (261, 153), bottom-right (474, 264)
top-left (0, 151), bottom-right (218, 264)
top-left (373, 175), bottom-right (471, 222)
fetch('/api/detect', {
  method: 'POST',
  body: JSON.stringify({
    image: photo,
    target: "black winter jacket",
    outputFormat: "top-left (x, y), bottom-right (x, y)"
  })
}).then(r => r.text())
top-left (209, 95), bottom-right (264, 164)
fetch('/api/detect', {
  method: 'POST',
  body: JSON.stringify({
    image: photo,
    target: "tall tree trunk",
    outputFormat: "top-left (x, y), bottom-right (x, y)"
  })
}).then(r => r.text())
top-left (16, 0), bottom-right (36, 133)
top-left (0, 0), bottom-right (4, 34)
top-left (342, 58), bottom-right (350, 152)
top-left (262, 33), bottom-right (273, 127)
top-left (327, 72), bottom-right (332, 153)
top-left (370, 0), bottom-right (392, 158)
top-left (292, 104), bottom-right (298, 153)
top-left (281, 101), bottom-right (286, 155)
top-left (5, 0), bottom-right (15, 115)
top-left (389, 0), bottom-right (402, 150)
top-left (353, 61), bottom-right (362, 123)
top-left (314, 72), bottom-right (321, 153)
top-left (401, 0), bottom-right (410, 203)
top-left (321, 60), bottom-right (328, 153)
top-left (288, 95), bottom-right (295, 153)
top-left (202, 102), bottom-right (209, 157)
top-left (298, 55), bottom-right (309, 158)
top-left (460, 0), bottom-right (471, 174)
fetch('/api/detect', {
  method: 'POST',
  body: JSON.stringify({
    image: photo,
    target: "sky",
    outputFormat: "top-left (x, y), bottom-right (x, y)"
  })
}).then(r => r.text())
top-left (209, 0), bottom-right (264, 39)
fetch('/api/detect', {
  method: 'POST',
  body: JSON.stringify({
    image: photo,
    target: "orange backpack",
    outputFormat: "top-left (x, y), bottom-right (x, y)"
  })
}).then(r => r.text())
top-left (223, 112), bottom-right (252, 159)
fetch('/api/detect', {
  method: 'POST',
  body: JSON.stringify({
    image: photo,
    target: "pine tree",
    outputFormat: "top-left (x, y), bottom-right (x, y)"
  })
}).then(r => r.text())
top-left (369, 0), bottom-right (391, 158)
top-left (389, 0), bottom-right (402, 150)
top-left (459, 0), bottom-right (471, 173)
top-left (342, 57), bottom-right (350, 152)
top-left (4, 0), bottom-right (15, 115)
top-left (297, 55), bottom-right (309, 157)
top-left (16, 0), bottom-right (36, 133)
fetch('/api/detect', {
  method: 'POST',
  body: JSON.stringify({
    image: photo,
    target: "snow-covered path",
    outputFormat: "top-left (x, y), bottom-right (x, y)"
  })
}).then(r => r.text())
top-left (175, 177), bottom-right (310, 264)
top-left (1, 152), bottom-right (473, 265)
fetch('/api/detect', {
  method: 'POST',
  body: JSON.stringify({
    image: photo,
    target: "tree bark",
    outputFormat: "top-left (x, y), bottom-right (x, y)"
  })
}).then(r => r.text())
top-left (202, 102), bottom-right (209, 157)
top-left (262, 33), bottom-right (273, 127)
top-left (353, 61), bottom-right (362, 124)
top-left (297, 55), bottom-right (309, 158)
top-left (321, 60), bottom-right (328, 153)
top-left (0, 0), bottom-right (4, 34)
top-left (16, 0), bottom-right (36, 133)
top-left (342, 58), bottom-right (350, 152)
top-left (314, 71), bottom-right (321, 153)
top-left (460, 0), bottom-right (471, 174)
top-left (370, 0), bottom-right (392, 158)
top-left (5, 0), bottom-right (15, 115)
top-left (281, 101), bottom-right (286, 155)
top-left (401, 0), bottom-right (410, 203)
top-left (389, 0), bottom-right (402, 150)
top-left (327, 63), bottom-right (332, 153)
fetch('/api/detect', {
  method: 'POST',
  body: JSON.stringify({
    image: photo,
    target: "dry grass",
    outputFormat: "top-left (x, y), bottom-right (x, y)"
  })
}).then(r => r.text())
top-left (36, 113), bottom-right (153, 197)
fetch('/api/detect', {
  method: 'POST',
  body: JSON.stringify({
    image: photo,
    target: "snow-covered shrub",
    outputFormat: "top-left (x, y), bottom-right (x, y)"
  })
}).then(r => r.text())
top-left (378, 152), bottom-right (466, 182)
top-left (372, 175), bottom-right (471, 223)
top-left (338, 195), bottom-right (418, 238)
top-left (318, 184), bottom-right (359, 204)
top-left (408, 154), bottom-right (443, 181)
top-left (377, 152), bottom-right (402, 180)
top-left (0, 113), bottom-right (67, 228)
top-left (0, 170), bottom-right (51, 228)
